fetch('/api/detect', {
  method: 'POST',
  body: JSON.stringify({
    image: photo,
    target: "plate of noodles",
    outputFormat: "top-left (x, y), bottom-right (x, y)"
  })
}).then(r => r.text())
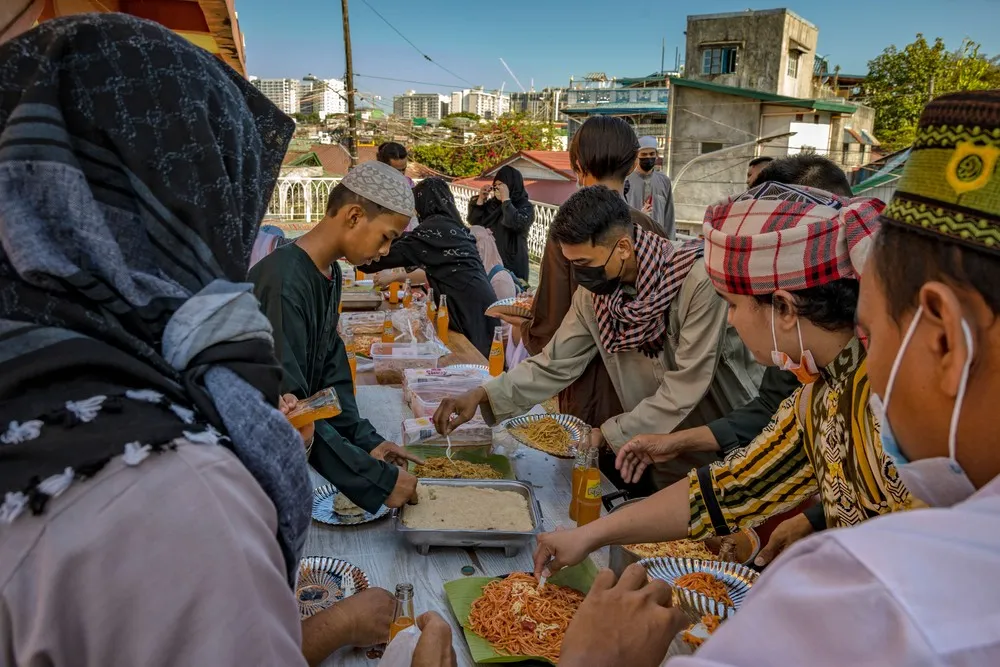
top-left (406, 446), bottom-right (514, 480)
top-left (500, 414), bottom-right (586, 458)
top-left (444, 561), bottom-right (597, 664)
top-left (641, 557), bottom-right (759, 621)
top-left (485, 296), bottom-right (535, 319)
top-left (295, 556), bottom-right (369, 619)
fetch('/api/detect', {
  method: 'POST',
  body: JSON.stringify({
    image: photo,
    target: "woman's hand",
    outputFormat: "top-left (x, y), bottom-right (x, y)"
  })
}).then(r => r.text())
top-left (532, 528), bottom-right (597, 579)
top-left (754, 513), bottom-right (814, 567)
top-left (477, 184), bottom-right (492, 204)
top-left (279, 393), bottom-right (314, 447)
top-left (494, 182), bottom-right (510, 202)
top-left (374, 268), bottom-right (402, 288)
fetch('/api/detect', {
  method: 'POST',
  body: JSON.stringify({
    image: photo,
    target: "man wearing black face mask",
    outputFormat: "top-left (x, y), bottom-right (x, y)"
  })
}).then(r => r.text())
top-left (435, 186), bottom-right (762, 488)
top-left (625, 136), bottom-right (675, 239)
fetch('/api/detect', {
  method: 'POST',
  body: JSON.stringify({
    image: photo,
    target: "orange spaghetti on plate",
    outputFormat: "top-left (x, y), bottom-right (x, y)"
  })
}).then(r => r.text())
top-left (681, 614), bottom-right (722, 649)
top-left (467, 573), bottom-right (584, 663)
top-left (674, 572), bottom-right (733, 606)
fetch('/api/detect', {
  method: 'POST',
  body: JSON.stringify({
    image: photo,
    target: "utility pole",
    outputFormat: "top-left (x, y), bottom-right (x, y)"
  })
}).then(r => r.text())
top-left (341, 0), bottom-right (359, 167)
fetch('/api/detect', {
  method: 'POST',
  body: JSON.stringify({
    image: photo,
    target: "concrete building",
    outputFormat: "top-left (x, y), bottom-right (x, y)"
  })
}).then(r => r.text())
top-left (561, 72), bottom-right (673, 149)
top-left (664, 77), bottom-right (876, 235)
top-left (452, 88), bottom-right (510, 120)
top-left (392, 91), bottom-right (450, 122)
top-left (299, 78), bottom-right (347, 119)
top-left (250, 77), bottom-right (300, 116)
top-left (510, 89), bottom-right (565, 122)
top-left (685, 8), bottom-right (818, 98)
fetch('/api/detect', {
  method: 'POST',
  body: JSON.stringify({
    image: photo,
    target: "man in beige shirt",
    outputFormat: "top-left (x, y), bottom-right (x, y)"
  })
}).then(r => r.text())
top-left (435, 186), bottom-right (762, 486)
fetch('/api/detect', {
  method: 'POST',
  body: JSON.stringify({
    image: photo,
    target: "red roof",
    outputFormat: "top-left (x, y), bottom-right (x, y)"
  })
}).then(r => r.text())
top-left (451, 177), bottom-right (577, 208)
top-left (282, 142), bottom-right (449, 180)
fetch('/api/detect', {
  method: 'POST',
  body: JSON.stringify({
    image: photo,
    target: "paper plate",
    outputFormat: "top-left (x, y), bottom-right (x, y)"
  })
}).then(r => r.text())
top-left (296, 556), bottom-right (370, 619)
top-left (446, 363), bottom-right (490, 375)
top-left (500, 413), bottom-right (587, 458)
top-left (485, 296), bottom-right (534, 319)
top-left (312, 484), bottom-right (390, 526)
top-left (640, 556), bottom-right (759, 621)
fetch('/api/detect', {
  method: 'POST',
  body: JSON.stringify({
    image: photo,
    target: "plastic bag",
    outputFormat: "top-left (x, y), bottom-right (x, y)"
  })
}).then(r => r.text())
top-left (378, 624), bottom-right (421, 667)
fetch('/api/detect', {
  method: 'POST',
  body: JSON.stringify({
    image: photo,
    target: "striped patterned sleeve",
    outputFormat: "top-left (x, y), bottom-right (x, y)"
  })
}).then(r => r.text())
top-left (688, 390), bottom-right (819, 539)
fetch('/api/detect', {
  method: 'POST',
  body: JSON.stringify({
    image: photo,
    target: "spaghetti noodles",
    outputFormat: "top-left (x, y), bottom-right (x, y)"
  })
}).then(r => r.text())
top-left (413, 457), bottom-right (502, 480)
top-left (625, 539), bottom-right (716, 560)
top-left (509, 418), bottom-right (572, 456)
top-left (467, 573), bottom-right (584, 662)
top-left (674, 572), bottom-right (732, 606)
top-left (681, 614), bottom-right (722, 649)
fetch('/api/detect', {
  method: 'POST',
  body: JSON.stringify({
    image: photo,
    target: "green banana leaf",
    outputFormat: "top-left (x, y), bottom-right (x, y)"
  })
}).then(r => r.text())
top-left (406, 446), bottom-right (514, 480)
top-left (443, 560), bottom-right (599, 665)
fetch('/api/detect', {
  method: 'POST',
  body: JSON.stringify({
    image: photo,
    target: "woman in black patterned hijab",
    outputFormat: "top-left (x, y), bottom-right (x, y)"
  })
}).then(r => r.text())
top-left (361, 177), bottom-right (500, 355)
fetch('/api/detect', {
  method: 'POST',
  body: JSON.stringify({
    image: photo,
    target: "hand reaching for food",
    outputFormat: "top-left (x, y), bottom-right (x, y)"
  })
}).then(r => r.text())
top-left (432, 387), bottom-right (487, 435)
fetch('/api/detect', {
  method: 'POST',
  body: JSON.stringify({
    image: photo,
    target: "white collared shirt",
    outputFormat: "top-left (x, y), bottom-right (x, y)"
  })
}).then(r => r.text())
top-left (671, 475), bottom-right (1000, 667)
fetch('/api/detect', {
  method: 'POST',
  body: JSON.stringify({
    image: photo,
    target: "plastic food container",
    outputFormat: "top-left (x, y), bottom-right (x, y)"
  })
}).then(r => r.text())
top-left (401, 417), bottom-right (493, 449)
top-left (370, 342), bottom-right (442, 385)
top-left (409, 383), bottom-right (484, 419)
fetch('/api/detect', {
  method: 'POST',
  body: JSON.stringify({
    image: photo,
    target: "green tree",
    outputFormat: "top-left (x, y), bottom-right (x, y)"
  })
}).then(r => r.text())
top-left (409, 114), bottom-right (555, 177)
top-left (866, 35), bottom-right (1000, 150)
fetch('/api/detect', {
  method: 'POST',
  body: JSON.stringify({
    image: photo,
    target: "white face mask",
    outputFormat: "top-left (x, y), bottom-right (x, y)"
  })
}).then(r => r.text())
top-left (868, 305), bottom-right (977, 507)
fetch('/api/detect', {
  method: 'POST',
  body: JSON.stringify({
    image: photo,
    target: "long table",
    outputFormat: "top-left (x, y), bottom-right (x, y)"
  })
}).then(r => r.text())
top-left (307, 385), bottom-right (615, 667)
top-left (355, 330), bottom-right (487, 386)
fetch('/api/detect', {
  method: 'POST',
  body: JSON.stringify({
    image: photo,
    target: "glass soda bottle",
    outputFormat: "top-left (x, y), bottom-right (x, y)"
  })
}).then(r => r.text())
top-left (388, 583), bottom-right (415, 642)
top-left (389, 279), bottom-right (401, 305)
top-left (488, 326), bottom-right (504, 377)
top-left (355, 267), bottom-right (366, 281)
top-left (381, 310), bottom-right (395, 343)
top-left (436, 294), bottom-right (450, 344)
top-left (575, 448), bottom-right (602, 527)
top-left (344, 329), bottom-right (357, 394)
top-left (425, 287), bottom-right (437, 322)
top-left (402, 278), bottom-right (413, 308)
top-left (569, 425), bottom-right (592, 520)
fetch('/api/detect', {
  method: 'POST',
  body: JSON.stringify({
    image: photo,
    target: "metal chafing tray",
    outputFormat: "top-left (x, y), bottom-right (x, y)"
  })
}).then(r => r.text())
top-left (392, 479), bottom-right (542, 557)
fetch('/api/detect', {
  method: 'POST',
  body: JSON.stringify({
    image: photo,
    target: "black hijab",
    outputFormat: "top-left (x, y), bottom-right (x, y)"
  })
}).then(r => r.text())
top-left (414, 177), bottom-right (464, 223)
top-left (476, 165), bottom-right (530, 227)
top-left (0, 15), bottom-right (308, 582)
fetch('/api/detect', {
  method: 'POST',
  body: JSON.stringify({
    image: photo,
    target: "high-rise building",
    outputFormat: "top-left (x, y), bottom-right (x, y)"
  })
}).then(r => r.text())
top-left (300, 78), bottom-right (347, 119)
top-left (510, 89), bottom-right (565, 122)
top-left (392, 91), bottom-right (450, 122)
top-left (457, 87), bottom-right (510, 120)
top-left (250, 77), bottom-right (299, 115)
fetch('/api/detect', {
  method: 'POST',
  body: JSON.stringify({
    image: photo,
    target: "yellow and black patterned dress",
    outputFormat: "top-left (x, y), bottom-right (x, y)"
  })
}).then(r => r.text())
top-left (688, 337), bottom-right (917, 539)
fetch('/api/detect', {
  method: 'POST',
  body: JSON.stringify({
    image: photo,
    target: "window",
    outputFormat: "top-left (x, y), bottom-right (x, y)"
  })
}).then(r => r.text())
top-left (701, 142), bottom-right (724, 154)
top-left (787, 50), bottom-right (800, 78)
top-left (702, 46), bottom-right (738, 75)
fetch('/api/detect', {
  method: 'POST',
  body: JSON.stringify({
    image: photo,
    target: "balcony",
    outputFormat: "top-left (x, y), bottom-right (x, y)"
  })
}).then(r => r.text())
top-left (266, 177), bottom-right (559, 262)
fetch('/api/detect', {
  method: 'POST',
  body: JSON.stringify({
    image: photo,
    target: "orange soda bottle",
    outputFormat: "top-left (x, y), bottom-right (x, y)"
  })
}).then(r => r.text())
top-left (488, 326), bottom-right (504, 377)
top-left (344, 329), bottom-right (357, 394)
top-left (576, 448), bottom-right (602, 527)
top-left (388, 583), bottom-right (415, 642)
top-left (402, 278), bottom-right (413, 308)
top-left (389, 280), bottom-right (401, 305)
top-left (381, 310), bottom-right (395, 343)
top-left (425, 288), bottom-right (437, 322)
top-left (355, 268), bottom-right (366, 281)
top-left (436, 294), bottom-right (450, 345)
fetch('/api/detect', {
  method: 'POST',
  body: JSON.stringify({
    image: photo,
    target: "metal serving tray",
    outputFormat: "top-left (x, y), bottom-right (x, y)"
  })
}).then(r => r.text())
top-left (392, 479), bottom-right (542, 558)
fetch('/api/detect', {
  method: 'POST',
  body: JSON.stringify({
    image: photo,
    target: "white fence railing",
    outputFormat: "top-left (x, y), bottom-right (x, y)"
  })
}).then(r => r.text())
top-left (269, 176), bottom-right (560, 262)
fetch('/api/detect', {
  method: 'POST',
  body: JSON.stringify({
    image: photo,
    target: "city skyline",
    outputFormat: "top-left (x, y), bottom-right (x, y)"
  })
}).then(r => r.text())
top-left (237, 0), bottom-right (999, 108)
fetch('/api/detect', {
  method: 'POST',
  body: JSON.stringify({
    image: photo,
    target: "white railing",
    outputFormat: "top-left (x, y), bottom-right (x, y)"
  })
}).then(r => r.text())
top-left (449, 183), bottom-right (557, 261)
top-left (268, 177), bottom-right (558, 262)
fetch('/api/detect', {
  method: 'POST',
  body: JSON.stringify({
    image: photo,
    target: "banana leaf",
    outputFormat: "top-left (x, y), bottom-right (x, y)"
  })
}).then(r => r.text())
top-left (443, 560), bottom-right (599, 665)
top-left (406, 446), bottom-right (514, 480)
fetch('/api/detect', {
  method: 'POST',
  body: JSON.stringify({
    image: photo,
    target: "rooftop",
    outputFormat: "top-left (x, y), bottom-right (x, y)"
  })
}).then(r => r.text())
top-left (282, 143), bottom-right (448, 179)
top-left (687, 8), bottom-right (817, 30)
top-left (669, 77), bottom-right (857, 114)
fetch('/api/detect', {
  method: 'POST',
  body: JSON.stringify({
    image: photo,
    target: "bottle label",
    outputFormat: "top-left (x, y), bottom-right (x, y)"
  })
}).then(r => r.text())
top-left (584, 479), bottom-right (601, 500)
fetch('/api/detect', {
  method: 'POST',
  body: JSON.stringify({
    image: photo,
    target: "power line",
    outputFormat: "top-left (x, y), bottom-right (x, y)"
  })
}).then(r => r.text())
top-left (355, 72), bottom-right (468, 89)
top-left (357, 0), bottom-right (474, 86)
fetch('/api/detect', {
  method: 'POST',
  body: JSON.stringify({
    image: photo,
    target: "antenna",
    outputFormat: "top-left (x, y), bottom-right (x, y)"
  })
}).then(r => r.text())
top-left (499, 58), bottom-right (526, 93)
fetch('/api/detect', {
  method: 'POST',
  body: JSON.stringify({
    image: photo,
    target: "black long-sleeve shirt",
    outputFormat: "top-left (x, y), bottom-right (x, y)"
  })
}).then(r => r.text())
top-left (249, 243), bottom-right (397, 513)
top-left (468, 198), bottom-right (534, 282)
top-left (705, 366), bottom-right (826, 532)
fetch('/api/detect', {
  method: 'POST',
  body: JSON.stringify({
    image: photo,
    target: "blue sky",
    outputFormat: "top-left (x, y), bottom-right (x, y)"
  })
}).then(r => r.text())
top-left (238, 0), bottom-right (1000, 107)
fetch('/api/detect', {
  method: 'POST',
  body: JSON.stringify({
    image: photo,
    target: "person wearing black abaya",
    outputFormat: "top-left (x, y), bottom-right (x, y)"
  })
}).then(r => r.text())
top-left (467, 165), bottom-right (534, 282)
top-left (361, 178), bottom-right (499, 356)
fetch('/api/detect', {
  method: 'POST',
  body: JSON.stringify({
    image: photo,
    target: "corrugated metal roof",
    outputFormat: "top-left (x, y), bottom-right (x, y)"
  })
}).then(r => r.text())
top-left (669, 77), bottom-right (857, 114)
top-left (562, 103), bottom-right (668, 116)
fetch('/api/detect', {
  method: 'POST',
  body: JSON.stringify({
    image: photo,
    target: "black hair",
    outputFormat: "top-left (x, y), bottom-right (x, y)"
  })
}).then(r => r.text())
top-left (752, 280), bottom-right (859, 332)
top-left (377, 141), bottom-right (407, 163)
top-left (872, 223), bottom-right (1000, 321)
top-left (753, 155), bottom-right (852, 197)
top-left (549, 185), bottom-right (632, 247)
top-left (325, 182), bottom-right (392, 218)
top-left (748, 156), bottom-right (774, 168)
top-left (569, 117), bottom-right (639, 183)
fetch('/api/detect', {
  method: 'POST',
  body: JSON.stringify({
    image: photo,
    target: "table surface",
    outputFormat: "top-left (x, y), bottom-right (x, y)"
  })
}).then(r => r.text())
top-left (307, 385), bottom-right (615, 667)
top-left (355, 330), bottom-right (487, 386)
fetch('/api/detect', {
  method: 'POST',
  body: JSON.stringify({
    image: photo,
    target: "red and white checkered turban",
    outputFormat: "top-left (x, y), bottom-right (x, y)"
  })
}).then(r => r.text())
top-left (702, 182), bottom-right (885, 295)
